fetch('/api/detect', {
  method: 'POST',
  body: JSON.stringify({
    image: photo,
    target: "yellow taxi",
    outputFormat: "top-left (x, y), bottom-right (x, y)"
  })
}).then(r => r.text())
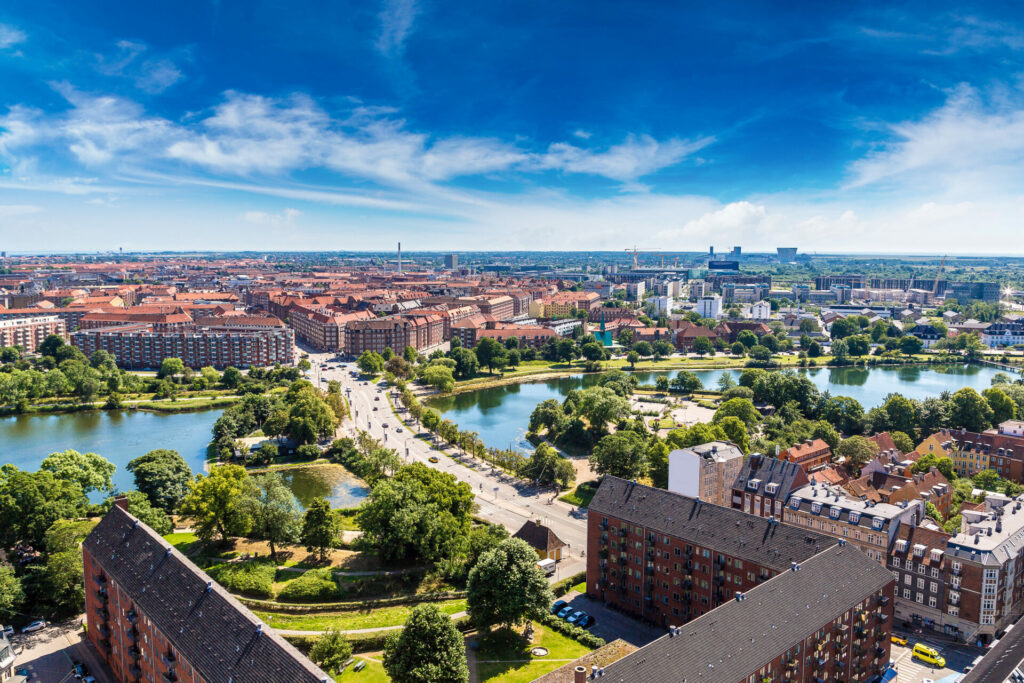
top-left (428, 456), bottom-right (440, 463)
top-left (912, 643), bottom-right (946, 668)
top-left (891, 634), bottom-right (908, 646)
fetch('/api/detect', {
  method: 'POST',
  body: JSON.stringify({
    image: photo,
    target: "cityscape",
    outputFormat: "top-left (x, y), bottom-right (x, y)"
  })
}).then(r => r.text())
top-left (4, 2), bottom-right (1024, 683)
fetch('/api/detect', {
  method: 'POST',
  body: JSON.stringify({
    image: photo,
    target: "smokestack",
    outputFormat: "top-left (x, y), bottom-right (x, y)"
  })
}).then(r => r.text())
top-left (574, 666), bottom-right (587, 683)
top-left (397, 242), bottom-right (402, 274)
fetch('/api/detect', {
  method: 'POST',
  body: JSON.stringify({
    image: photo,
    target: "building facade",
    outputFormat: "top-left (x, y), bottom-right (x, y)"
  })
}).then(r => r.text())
top-left (0, 315), bottom-right (65, 353)
top-left (731, 453), bottom-right (810, 520)
top-left (83, 501), bottom-right (330, 683)
top-left (344, 314), bottom-right (445, 355)
top-left (666, 441), bottom-right (744, 508)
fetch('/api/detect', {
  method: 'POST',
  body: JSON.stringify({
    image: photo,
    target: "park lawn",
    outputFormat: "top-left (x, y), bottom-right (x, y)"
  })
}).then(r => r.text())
top-left (335, 655), bottom-right (389, 682)
top-left (252, 599), bottom-right (466, 631)
top-left (475, 623), bottom-right (591, 683)
top-left (570, 582), bottom-right (587, 595)
top-left (337, 508), bottom-right (360, 532)
top-left (163, 531), bottom-right (201, 555)
top-left (559, 480), bottom-right (599, 508)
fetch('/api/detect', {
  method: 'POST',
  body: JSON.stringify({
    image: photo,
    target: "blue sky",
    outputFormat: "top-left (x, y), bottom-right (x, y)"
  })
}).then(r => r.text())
top-left (1, 1), bottom-right (1024, 252)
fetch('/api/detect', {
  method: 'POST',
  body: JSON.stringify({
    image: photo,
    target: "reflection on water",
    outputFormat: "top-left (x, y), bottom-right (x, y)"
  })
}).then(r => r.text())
top-left (278, 464), bottom-right (370, 510)
top-left (431, 363), bottom-right (1009, 452)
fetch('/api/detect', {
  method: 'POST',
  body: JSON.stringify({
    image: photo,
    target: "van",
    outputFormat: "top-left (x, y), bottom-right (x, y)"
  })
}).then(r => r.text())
top-left (912, 643), bottom-right (946, 668)
top-left (536, 558), bottom-right (556, 577)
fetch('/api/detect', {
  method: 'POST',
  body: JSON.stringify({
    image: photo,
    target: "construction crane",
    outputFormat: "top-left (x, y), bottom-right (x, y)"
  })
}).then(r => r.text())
top-left (932, 255), bottom-right (947, 296)
top-left (624, 246), bottom-right (662, 269)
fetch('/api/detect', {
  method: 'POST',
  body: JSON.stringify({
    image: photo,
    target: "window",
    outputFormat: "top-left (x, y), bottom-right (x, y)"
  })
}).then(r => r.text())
top-left (892, 571), bottom-right (900, 582)
top-left (904, 574), bottom-right (912, 584)
top-left (811, 502), bottom-right (822, 514)
top-left (830, 506), bottom-right (841, 520)
top-left (931, 567), bottom-right (939, 578)
top-left (949, 606), bottom-right (959, 617)
top-left (917, 578), bottom-right (925, 589)
top-left (903, 588), bottom-right (911, 599)
top-left (916, 592), bottom-right (924, 603)
top-left (892, 558), bottom-right (901, 568)
top-left (872, 517), bottom-right (884, 530)
top-left (849, 511), bottom-right (861, 524)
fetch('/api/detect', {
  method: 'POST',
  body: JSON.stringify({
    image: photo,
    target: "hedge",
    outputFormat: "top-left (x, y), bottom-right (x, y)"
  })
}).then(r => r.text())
top-left (551, 571), bottom-right (587, 598)
top-left (539, 613), bottom-right (605, 649)
top-left (235, 590), bottom-right (467, 612)
top-left (283, 615), bottom-right (472, 654)
top-left (277, 568), bottom-right (339, 602)
top-left (206, 561), bottom-right (276, 599)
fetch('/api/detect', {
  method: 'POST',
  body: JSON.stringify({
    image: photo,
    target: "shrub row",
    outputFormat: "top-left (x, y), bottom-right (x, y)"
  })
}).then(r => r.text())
top-left (235, 590), bottom-right (467, 612)
top-left (539, 613), bottom-right (606, 649)
top-left (551, 571), bottom-right (587, 598)
top-left (277, 568), bottom-right (339, 602)
top-left (283, 616), bottom-right (472, 654)
top-left (206, 561), bottom-right (276, 599)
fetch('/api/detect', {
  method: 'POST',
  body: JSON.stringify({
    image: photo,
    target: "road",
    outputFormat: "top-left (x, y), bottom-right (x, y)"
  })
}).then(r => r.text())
top-left (308, 352), bottom-right (588, 579)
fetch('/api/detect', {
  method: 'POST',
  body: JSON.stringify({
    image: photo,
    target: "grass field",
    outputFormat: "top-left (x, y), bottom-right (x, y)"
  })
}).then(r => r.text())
top-left (474, 623), bottom-right (591, 682)
top-left (335, 655), bottom-right (389, 682)
top-left (253, 599), bottom-right (467, 631)
top-left (558, 480), bottom-right (599, 508)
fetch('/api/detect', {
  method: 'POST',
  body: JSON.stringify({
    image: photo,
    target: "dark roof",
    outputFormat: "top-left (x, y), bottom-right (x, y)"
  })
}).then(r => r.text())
top-left (82, 506), bottom-right (330, 683)
top-left (513, 520), bottom-right (566, 552)
top-left (732, 453), bottom-right (809, 499)
top-left (590, 477), bottom-right (836, 572)
top-left (599, 545), bottom-right (893, 682)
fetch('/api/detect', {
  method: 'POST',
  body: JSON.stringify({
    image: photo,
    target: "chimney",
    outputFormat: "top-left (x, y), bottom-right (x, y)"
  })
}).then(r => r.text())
top-left (113, 494), bottom-right (130, 511)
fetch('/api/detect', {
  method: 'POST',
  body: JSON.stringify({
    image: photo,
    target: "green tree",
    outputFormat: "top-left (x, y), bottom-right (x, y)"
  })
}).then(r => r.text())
top-left (126, 449), bottom-right (194, 512)
top-left (691, 336), bottom-right (714, 357)
top-left (468, 523), bottom-right (510, 566)
top-left (0, 565), bottom-right (23, 624)
top-left (449, 347), bottom-right (480, 380)
top-left (576, 386), bottom-right (631, 436)
top-left (836, 436), bottom-right (879, 473)
top-left (100, 491), bottom-right (172, 534)
top-left (670, 371), bottom-right (703, 393)
top-left (356, 350), bottom-right (386, 375)
top-left (910, 454), bottom-right (957, 480)
top-left (625, 350), bottom-right (640, 369)
top-left (474, 337), bottom-right (508, 374)
top-left (0, 469), bottom-right (86, 549)
top-left (301, 497), bottom-right (340, 562)
top-left (308, 630), bottom-right (352, 675)
top-left (590, 431), bottom-right (648, 479)
top-left (973, 469), bottom-right (1001, 492)
top-left (881, 394), bottom-right (917, 438)
top-left (383, 603), bottom-right (470, 683)
top-left (467, 538), bottom-right (554, 630)
top-left (715, 416), bottom-right (750, 454)
top-left (949, 387), bottom-right (994, 432)
top-left (899, 335), bottom-right (924, 356)
top-left (39, 449), bottom-right (115, 494)
top-left (221, 366), bottom-right (243, 388)
top-left (284, 381), bottom-right (338, 444)
top-left (713, 398), bottom-right (761, 430)
top-left (984, 387), bottom-right (1017, 426)
top-left (178, 465), bottom-right (255, 543)
top-left (811, 421), bottom-right (841, 451)
top-left (33, 520), bottom-right (86, 618)
top-left (421, 364), bottom-right (455, 393)
top-left (890, 431), bottom-right (915, 454)
top-left (249, 473), bottom-right (302, 558)
top-left (158, 357), bottom-right (186, 380)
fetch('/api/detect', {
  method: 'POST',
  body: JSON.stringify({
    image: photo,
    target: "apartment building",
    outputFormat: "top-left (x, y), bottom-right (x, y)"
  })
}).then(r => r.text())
top-left (983, 320), bottom-right (1024, 347)
top-left (888, 524), bottom-right (953, 636)
top-left (666, 441), bottom-right (744, 508)
top-left (696, 294), bottom-right (722, 320)
top-left (344, 313), bottom-right (444, 355)
top-left (845, 467), bottom-right (952, 518)
top-left (0, 315), bottom-right (65, 353)
top-left (289, 306), bottom-right (374, 351)
top-left (731, 453), bottom-right (810, 520)
top-left (587, 477), bottom-right (838, 626)
top-left (83, 501), bottom-right (330, 683)
top-left (921, 423), bottom-right (1024, 480)
top-left (779, 438), bottom-right (832, 473)
top-left (71, 324), bottom-right (295, 369)
top-left (0, 629), bottom-right (13, 681)
top-left (79, 311), bottom-right (194, 331)
top-left (594, 544), bottom-right (894, 683)
top-left (785, 483), bottom-right (925, 563)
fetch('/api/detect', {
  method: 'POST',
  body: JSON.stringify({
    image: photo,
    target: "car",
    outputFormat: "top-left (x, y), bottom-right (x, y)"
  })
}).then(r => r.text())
top-left (891, 634), bottom-right (908, 646)
top-left (396, 428), bottom-right (403, 433)
top-left (556, 606), bottom-right (574, 619)
top-left (382, 423), bottom-right (389, 428)
top-left (373, 406), bottom-right (379, 411)
top-left (1, 625), bottom-right (12, 637)
top-left (429, 456), bottom-right (440, 463)
top-left (566, 610), bottom-right (585, 625)
top-left (912, 643), bottom-right (945, 668)
top-left (374, 396), bottom-right (380, 401)
top-left (21, 620), bottom-right (46, 633)
top-left (550, 600), bottom-right (567, 614)
top-left (577, 614), bottom-right (595, 629)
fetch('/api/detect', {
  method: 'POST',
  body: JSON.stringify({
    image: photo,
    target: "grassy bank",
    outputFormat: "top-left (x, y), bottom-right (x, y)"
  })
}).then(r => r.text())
top-left (252, 598), bottom-right (467, 631)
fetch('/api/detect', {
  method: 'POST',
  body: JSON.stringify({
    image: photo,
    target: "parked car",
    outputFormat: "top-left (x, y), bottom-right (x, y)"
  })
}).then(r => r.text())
top-left (382, 423), bottom-right (389, 428)
top-left (396, 428), bottom-right (404, 433)
top-left (374, 396), bottom-right (380, 401)
top-left (429, 456), bottom-right (440, 463)
top-left (567, 610), bottom-right (585, 625)
top-left (1, 625), bottom-right (12, 637)
top-left (21, 620), bottom-right (46, 633)
top-left (550, 600), bottom-right (567, 614)
top-left (556, 606), bottom-right (573, 619)
top-left (577, 614), bottom-right (595, 629)
top-left (891, 634), bottom-right (908, 646)
top-left (373, 406), bottom-right (378, 411)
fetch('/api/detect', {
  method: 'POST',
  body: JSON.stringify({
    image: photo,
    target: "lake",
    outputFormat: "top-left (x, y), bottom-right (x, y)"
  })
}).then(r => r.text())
top-left (0, 409), bottom-right (222, 499)
top-left (276, 464), bottom-right (370, 510)
top-left (429, 363), bottom-right (1012, 451)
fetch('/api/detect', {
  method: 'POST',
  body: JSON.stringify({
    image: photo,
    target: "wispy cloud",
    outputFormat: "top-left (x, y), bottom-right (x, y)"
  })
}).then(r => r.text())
top-left (375, 0), bottom-right (420, 57)
top-left (538, 134), bottom-right (714, 182)
top-left (0, 204), bottom-right (41, 217)
top-left (95, 40), bottom-right (185, 93)
top-left (0, 24), bottom-right (26, 50)
top-left (242, 207), bottom-right (301, 226)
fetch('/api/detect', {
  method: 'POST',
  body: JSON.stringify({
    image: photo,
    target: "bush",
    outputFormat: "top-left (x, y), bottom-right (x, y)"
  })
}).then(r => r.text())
top-left (277, 568), bottom-right (339, 602)
top-left (309, 630), bottom-right (353, 674)
top-left (207, 561), bottom-right (276, 598)
top-left (296, 444), bottom-right (322, 460)
top-left (550, 571), bottom-right (586, 598)
top-left (539, 613), bottom-right (605, 648)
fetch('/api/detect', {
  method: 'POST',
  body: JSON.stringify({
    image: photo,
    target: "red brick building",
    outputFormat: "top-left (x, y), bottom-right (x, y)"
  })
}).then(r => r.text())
top-left (83, 502), bottom-right (330, 683)
top-left (344, 313), bottom-right (444, 355)
top-left (587, 477), bottom-right (838, 626)
top-left (0, 315), bottom-right (65, 352)
top-left (780, 438), bottom-right (833, 472)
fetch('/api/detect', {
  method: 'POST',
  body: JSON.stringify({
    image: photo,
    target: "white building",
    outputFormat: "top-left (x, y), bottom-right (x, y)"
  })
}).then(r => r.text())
top-left (667, 441), bottom-right (745, 508)
top-left (696, 294), bottom-right (722, 320)
top-left (652, 295), bottom-right (675, 316)
top-left (626, 281), bottom-right (646, 301)
top-left (749, 300), bottom-right (771, 320)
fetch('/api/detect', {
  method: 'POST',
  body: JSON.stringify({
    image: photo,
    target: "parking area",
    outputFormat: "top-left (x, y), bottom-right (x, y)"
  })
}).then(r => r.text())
top-left (890, 635), bottom-right (983, 682)
top-left (556, 592), bottom-right (667, 648)
top-left (11, 620), bottom-right (114, 683)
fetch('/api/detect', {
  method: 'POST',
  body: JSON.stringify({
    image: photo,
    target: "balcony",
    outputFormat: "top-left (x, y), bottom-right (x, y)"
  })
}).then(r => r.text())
top-left (126, 610), bottom-right (138, 625)
top-left (878, 613), bottom-right (889, 624)
top-left (98, 639), bottom-right (111, 651)
top-left (92, 574), bottom-right (107, 586)
top-left (95, 589), bottom-right (108, 602)
top-left (125, 628), bottom-right (138, 644)
top-left (878, 595), bottom-right (890, 606)
top-left (162, 672), bottom-right (178, 683)
top-left (94, 606), bottom-right (109, 621)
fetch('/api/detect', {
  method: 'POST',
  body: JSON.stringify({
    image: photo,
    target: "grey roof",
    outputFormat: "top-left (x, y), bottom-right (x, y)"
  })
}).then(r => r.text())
top-left (83, 506), bottom-right (330, 683)
top-left (590, 477), bottom-right (836, 572)
top-left (599, 544), bottom-right (893, 682)
top-left (732, 453), bottom-right (808, 499)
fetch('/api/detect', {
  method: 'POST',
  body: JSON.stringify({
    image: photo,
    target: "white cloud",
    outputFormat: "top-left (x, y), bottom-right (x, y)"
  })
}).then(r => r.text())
top-left (376, 0), bottom-right (420, 57)
top-left (0, 24), bottom-right (26, 50)
top-left (539, 134), bottom-right (714, 182)
top-left (847, 83), bottom-right (1024, 196)
top-left (95, 40), bottom-right (185, 93)
top-left (572, 129), bottom-right (592, 140)
top-left (242, 208), bottom-right (301, 226)
top-left (0, 204), bottom-right (41, 217)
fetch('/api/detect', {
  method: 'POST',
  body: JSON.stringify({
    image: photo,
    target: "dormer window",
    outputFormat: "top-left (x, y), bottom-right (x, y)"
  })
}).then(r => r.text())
top-left (811, 502), bottom-right (822, 515)
top-left (765, 482), bottom-right (779, 496)
top-left (872, 517), bottom-right (884, 530)
top-left (849, 511), bottom-right (861, 525)
top-left (747, 478), bottom-right (761, 491)
top-left (930, 548), bottom-right (943, 562)
top-left (830, 506), bottom-right (841, 519)
top-left (895, 539), bottom-right (908, 552)
top-left (913, 544), bottom-right (926, 557)
top-left (790, 497), bottom-right (801, 510)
